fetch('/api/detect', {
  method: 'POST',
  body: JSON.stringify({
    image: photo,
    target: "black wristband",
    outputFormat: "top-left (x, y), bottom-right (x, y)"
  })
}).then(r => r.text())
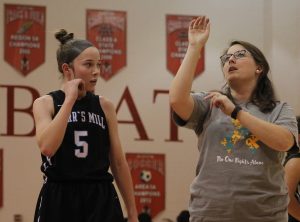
top-left (231, 105), bottom-right (242, 119)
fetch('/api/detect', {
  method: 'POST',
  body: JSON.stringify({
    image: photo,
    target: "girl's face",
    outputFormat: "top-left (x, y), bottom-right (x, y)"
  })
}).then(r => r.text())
top-left (71, 46), bottom-right (101, 93)
top-left (221, 44), bottom-right (260, 88)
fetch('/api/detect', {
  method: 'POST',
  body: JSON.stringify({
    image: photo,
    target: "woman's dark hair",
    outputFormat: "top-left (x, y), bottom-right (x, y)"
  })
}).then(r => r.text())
top-left (222, 40), bottom-right (277, 113)
top-left (55, 29), bottom-right (94, 73)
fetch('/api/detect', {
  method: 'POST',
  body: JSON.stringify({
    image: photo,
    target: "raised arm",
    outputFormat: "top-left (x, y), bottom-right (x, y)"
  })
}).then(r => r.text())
top-left (169, 16), bottom-right (210, 120)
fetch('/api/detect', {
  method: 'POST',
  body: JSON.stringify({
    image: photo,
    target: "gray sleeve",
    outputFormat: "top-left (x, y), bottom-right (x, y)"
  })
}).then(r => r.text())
top-left (172, 92), bottom-right (210, 134)
top-left (271, 102), bottom-right (299, 147)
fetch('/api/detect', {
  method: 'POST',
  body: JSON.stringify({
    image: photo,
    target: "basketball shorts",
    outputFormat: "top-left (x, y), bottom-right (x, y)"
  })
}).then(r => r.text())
top-left (34, 180), bottom-right (124, 222)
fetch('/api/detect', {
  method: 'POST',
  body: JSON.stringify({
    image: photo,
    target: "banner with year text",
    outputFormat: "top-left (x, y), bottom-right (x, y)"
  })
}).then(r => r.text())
top-left (86, 9), bottom-right (126, 81)
top-left (126, 153), bottom-right (165, 218)
top-left (4, 4), bottom-right (46, 76)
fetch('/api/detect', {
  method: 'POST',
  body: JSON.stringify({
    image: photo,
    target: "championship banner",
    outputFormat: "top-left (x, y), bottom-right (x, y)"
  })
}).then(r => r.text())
top-left (126, 153), bottom-right (165, 218)
top-left (4, 4), bottom-right (46, 76)
top-left (0, 149), bottom-right (3, 207)
top-left (166, 14), bottom-right (205, 77)
top-left (86, 10), bottom-right (126, 81)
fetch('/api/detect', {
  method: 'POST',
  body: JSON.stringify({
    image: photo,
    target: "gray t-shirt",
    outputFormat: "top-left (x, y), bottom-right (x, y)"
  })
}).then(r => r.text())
top-left (173, 92), bottom-right (299, 222)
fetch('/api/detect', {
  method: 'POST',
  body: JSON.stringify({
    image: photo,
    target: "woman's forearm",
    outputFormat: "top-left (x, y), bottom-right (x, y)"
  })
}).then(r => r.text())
top-left (237, 110), bottom-right (294, 151)
top-left (170, 45), bottom-right (202, 104)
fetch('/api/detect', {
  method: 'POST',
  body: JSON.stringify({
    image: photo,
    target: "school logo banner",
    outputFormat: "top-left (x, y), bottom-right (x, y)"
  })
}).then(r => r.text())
top-left (166, 14), bottom-right (205, 77)
top-left (126, 153), bottom-right (165, 218)
top-left (86, 10), bottom-right (126, 81)
top-left (4, 4), bottom-right (46, 76)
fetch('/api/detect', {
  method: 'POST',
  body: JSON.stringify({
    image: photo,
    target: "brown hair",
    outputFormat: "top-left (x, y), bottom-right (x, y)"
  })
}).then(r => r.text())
top-left (55, 29), bottom-right (94, 73)
top-left (222, 40), bottom-right (277, 113)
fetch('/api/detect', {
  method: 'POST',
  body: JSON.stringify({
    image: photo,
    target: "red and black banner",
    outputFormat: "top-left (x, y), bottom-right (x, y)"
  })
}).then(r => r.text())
top-left (166, 14), bottom-right (205, 77)
top-left (126, 153), bottom-right (165, 218)
top-left (86, 10), bottom-right (126, 81)
top-left (4, 4), bottom-right (46, 76)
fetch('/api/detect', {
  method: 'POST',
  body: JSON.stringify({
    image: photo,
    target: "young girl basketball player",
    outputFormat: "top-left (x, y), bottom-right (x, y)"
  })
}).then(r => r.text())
top-left (33, 29), bottom-right (138, 222)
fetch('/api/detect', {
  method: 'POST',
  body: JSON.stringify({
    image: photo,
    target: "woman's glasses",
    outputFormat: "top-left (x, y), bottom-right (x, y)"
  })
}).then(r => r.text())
top-left (220, 49), bottom-right (248, 65)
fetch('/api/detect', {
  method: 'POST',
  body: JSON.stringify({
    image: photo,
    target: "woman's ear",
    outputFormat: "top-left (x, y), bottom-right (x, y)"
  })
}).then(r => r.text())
top-left (255, 66), bottom-right (263, 74)
top-left (62, 63), bottom-right (73, 80)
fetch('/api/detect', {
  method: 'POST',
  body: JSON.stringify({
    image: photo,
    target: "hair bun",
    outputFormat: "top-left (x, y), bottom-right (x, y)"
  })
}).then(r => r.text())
top-left (55, 29), bottom-right (74, 44)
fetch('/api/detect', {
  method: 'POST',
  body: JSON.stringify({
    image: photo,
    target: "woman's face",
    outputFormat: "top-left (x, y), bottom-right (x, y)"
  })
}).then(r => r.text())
top-left (221, 44), bottom-right (261, 88)
top-left (71, 46), bottom-right (101, 93)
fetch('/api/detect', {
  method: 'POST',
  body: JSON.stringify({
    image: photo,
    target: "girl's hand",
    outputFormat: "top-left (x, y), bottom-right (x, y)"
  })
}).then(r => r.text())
top-left (63, 79), bottom-right (86, 102)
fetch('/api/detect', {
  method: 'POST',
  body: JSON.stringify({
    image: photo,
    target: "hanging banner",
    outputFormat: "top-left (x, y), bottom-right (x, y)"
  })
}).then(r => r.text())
top-left (126, 153), bottom-right (165, 218)
top-left (0, 149), bottom-right (3, 208)
top-left (4, 4), bottom-right (46, 76)
top-left (86, 10), bottom-right (126, 81)
top-left (166, 14), bottom-right (205, 77)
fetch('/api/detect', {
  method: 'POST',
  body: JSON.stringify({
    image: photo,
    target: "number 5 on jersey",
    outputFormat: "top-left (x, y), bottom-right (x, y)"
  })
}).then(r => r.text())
top-left (74, 131), bottom-right (88, 158)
